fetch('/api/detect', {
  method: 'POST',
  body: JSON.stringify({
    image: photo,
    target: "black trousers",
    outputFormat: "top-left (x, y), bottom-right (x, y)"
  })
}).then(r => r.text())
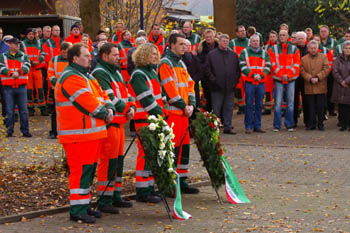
top-left (294, 77), bottom-right (308, 126)
top-left (306, 94), bottom-right (326, 128)
top-left (327, 74), bottom-right (335, 113)
top-left (338, 104), bottom-right (350, 127)
top-left (49, 98), bottom-right (57, 136)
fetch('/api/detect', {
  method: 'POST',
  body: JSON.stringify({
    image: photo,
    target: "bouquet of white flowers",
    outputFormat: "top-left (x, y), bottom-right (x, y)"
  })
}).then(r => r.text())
top-left (138, 115), bottom-right (177, 196)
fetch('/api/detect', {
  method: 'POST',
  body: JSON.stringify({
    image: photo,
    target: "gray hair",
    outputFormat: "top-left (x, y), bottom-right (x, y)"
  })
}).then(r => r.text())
top-left (43, 25), bottom-right (51, 31)
top-left (307, 40), bottom-right (318, 48)
top-left (250, 34), bottom-right (260, 41)
top-left (135, 37), bottom-right (146, 44)
top-left (342, 41), bottom-right (350, 50)
top-left (218, 34), bottom-right (229, 40)
top-left (296, 31), bottom-right (307, 40)
top-left (136, 30), bottom-right (146, 37)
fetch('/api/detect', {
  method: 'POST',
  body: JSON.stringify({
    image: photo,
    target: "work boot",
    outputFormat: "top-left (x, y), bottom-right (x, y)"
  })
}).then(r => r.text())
top-left (22, 132), bottom-right (32, 137)
top-left (181, 186), bottom-right (200, 194)
top-left (70, 214), bottom-right (96, 223)
top-left (113, 199), bottom-right (133, 208)
top-left (262, 109), bottom-right (271, 115)
top-left (136, 195), bottom-right (161, 203)
top-left (97, 205), bottom-right (119, 214)
top-left (87, 208), bottom-right (102, 218)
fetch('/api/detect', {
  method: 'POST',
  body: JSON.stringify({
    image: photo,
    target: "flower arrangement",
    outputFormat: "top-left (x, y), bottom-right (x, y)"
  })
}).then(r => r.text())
top-left (191, 109), bottom-right (225, 189)
top-left (138, 115), bottom-right (177, 196)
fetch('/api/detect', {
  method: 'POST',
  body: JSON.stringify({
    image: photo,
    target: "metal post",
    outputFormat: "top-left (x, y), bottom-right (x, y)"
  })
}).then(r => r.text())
top-left (140, 0), bottom-right (144, 30)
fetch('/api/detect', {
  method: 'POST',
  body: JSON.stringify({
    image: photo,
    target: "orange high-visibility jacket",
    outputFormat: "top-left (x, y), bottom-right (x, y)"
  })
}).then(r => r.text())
top-left (20, 38), bottom-right (46, 70)
top-left (268, 43), bottom-right (300, 84)
top-left (64, 32), bottom-right (82, 44)
top-left (117, 40), bottom-right (134, 69)
top-left (55, 63), bottom-right (115, 144)
top-left (239, 46), bottom-right (271, 84)
top-left (47, 54), bottom-right (69, 87)
top-left (42, 36), bottom-right (62, 65)
top-left (149, 32), bottom-right (167, 55)
top-left (0, 50), bottom-right (31, 87)
top-left (158, 50), bottom-right (195, 116)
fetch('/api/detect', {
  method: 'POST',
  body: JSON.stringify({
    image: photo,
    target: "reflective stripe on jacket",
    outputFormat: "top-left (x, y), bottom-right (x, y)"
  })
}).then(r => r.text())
top-left (268, 43), bottom-right (300, 83)
top-left (55, 63), bottom-right (115, 144)
top-left (0, 51), bottom-right (30, 87)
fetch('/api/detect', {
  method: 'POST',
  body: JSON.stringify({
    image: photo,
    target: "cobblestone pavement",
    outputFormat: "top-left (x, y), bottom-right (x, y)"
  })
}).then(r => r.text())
top-left (1, 113), bottom-right (350, 232)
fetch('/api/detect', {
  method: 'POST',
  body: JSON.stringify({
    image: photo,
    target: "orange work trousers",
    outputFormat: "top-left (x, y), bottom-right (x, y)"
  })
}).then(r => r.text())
top-left (135, 122), bottom-right (155, 197)
top-left (27, 69), bottom-right (46, 111)
top-left (63, 139), bottom-right (102, 216)
top-left (166, 114), bottom-right (190, 179)
top-left (97, 126), bottom-right (125, 206)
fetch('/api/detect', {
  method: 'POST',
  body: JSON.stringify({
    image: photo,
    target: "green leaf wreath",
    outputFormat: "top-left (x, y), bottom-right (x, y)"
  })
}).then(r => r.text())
top-left (138, 115), bottom-right (177, 196)
top-left (191, 109), bottom-right (225, 189)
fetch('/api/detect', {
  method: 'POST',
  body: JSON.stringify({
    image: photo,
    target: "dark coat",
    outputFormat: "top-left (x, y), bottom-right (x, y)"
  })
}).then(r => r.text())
top-left (127, 47), bottom-right (136, 75)
top-left (207, 47), bottom-right (240, 92)
top-left (182, 53), bottom-right (201, 106)
top-left (331, 53), bottom-right (350, 104)
top-left (197, 40), bottom-right (219, 89)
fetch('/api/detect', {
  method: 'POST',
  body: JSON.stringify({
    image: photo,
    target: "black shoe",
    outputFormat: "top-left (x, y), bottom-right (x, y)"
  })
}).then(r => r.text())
top-left (113, 199), bottom-right (133, 208)
top-left (87, 208), bottom-right (102, 218)
top-left (306, 127), bottom-right (316, 131)
top-left (70, 214), bottom-right (96, 223)
top-left (22, 132), bottom-right (32, 137)
top-left (262, 109), bottom-right (271, 115)
top-left (318, 126), bottom-right (325, 131)
top-left (6, 133), bottom-right (13, 137)
top-left (181, 186), bottom-right (200, 194)
top-left (223, 129), bottom-right (237, 135)
top-left (254, 128), bottom-right (266, 133)
top-left (97, 205), bottom-right (119, 214)
top-left (340, 126), bottom-right (346, 131)
top-left (136, 195), bottom-right (161, 203)
top-left (48, 134), bottom-right (57, 139)
top-left (41, 111), bottom-right (49, 116)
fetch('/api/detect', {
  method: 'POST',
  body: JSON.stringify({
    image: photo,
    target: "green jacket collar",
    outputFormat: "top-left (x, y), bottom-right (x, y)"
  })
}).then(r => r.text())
top-left (98, 58), bottom-right (119, 73)
top-left (166, 50), bottom-right (181, 63)
top-left (69, 62), bottom-right (89, 74)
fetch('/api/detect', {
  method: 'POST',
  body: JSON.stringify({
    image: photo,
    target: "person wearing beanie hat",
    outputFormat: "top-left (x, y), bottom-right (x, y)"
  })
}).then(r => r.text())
top-left (65, 24), bottom-right (82, 44)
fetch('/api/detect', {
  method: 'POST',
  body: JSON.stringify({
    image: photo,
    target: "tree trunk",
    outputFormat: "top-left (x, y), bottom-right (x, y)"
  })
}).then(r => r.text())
top-left (213, 0), bottom-right (236, 38)
top-left (79, 0), bottom-right (101, 40)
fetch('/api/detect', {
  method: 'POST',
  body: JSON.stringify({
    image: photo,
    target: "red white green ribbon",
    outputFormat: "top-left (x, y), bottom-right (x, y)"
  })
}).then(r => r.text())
top-left (222, 156), bottom-right (251, 204)
top-left (173, 172), bottom-right (192, 220)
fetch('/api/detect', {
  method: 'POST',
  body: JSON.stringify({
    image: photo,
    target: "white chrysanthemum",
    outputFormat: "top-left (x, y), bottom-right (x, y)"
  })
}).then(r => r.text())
top-left (158, 150), bottom-right (166, 159)
top-left (148, 115), bottom-right (157, 121)
top-left (214, 121), bottom-right (218, 126)
top-left (168, 167), bottom-right (174, 173)
top-left (159, 142), bottom-right (165, 150)
top-left (171, 122), bottom-right (174, 128)
top-left (163, 125), bottom-right (170, 132)
top-left (169, 132), bottom-right (175, 140)
top-left (158, 133), bottom-right (165, 140)
top-left (148, 123), bottom-right (157, 131)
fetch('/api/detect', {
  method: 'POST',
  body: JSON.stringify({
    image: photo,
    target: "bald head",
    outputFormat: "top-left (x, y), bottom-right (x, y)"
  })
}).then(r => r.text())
top-left (182, 21), bottom-right (193, 36)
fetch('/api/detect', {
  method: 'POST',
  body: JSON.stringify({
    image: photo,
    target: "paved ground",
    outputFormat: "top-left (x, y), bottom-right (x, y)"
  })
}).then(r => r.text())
top-left (1, 112), bottom-right (350, 232)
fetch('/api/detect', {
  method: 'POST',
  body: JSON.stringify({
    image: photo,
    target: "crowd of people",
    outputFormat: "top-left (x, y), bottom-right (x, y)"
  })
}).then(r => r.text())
top-left (0, 20), bottom-right (349, 223)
